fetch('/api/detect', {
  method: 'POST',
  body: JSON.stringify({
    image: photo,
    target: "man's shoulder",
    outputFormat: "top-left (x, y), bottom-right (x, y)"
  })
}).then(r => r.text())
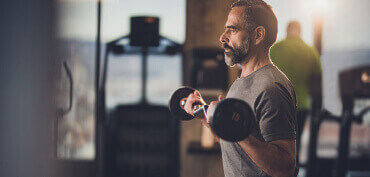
top-left (228, 65), bottom-right (295, 102)
top-left (259, 82), bottom-right (294, 101)
top-left (254, 66), bottom-right (295, 101)
top-left (253, 65), bottom-right (291, 87)
top-left (237, 65), bottom-right (279, 89)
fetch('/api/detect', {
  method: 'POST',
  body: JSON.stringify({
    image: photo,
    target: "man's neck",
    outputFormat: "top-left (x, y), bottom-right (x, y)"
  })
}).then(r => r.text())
top-left (239, 50), bottom-right (272, 78)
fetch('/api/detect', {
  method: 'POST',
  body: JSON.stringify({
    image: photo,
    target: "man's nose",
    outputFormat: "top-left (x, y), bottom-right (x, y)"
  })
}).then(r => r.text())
top-left (219, 32), bottom-right (229, 43)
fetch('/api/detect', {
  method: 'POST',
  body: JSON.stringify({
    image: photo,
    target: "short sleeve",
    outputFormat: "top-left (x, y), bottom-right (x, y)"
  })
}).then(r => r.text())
top-left (254, 84), bottom-right (297, 142)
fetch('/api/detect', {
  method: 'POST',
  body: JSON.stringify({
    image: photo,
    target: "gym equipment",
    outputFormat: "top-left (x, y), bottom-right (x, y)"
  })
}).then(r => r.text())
top-left (168, 87), bottom-right (255, 142)
top-left (130, 16), bottom-right (160, 47)
top-left (103, 16), bottom-right (182, 177)
top-left (168, 87), bottom-right (207, 121)
top-left (334, 66), bottom-right (370, 177)
top-left (306, 66), bottom-right (370, 177)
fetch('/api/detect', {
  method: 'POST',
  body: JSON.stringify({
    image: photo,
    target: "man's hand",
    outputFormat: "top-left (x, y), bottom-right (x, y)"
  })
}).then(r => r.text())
top-left (184, 91), bottom-right (223, 129)
top-left (183, 90), bottom-right (206, 117)
top-left (205, 95), bottom-right (224, 123)
top-left (201, 95), bottom-right (224, 142)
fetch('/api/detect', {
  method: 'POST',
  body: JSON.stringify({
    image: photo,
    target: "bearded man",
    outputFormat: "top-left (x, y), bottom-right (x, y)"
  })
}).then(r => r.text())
top-left (184, 0), bottom-right (298, 176)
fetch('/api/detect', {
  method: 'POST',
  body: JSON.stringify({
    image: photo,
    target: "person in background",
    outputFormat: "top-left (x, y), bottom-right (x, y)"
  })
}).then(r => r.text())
top-left (270, 21), bottom-right (322, 162)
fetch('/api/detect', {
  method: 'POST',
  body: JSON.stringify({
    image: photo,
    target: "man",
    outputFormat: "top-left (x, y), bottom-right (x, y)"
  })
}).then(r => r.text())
top-left (185, 0), bottom-right (298, 177)
top-left (270, 21), bottom-right (322, 160)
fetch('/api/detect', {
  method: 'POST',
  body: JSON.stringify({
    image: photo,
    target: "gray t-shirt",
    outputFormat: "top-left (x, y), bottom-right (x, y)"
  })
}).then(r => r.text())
top-left (221, 64), bottom-right (297, 177)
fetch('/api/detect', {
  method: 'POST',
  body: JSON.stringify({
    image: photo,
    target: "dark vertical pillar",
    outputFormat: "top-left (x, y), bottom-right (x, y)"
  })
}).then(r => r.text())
top-left (96, 1), bottom-right (104, 177)
top-left (141, 47), bottom-right (148, 104)
top-left (0, 0), bottom-right (55, 177)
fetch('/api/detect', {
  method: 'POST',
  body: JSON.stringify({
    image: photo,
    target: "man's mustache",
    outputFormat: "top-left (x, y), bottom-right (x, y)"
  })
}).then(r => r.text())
top-left (222, 43), bottom-right (233, 51)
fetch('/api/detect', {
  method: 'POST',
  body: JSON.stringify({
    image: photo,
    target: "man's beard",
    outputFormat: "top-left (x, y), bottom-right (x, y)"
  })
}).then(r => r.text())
top-left (223, 38), bottom-right (250, 67)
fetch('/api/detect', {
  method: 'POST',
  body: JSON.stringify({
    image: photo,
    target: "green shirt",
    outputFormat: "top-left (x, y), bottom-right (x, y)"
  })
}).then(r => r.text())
top-left (270, 37), bottom-right (321, 111)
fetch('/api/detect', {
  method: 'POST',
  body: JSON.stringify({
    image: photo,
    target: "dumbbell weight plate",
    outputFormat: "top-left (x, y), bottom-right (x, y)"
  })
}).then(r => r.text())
top-left (209, 98), bottom-right (255, 142)
top-left (168, 87), bottom-right (196, 121)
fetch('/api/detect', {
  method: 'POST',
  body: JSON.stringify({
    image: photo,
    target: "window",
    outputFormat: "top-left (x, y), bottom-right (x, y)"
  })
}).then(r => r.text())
top-left (55, 0), bottom-right (97, 160)
top-left (102, 0), bottom-right (185, 108)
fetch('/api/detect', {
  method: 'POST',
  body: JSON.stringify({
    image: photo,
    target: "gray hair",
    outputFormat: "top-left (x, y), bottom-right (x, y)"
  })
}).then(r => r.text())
top-left (231, 0), bottom-right (278, 48)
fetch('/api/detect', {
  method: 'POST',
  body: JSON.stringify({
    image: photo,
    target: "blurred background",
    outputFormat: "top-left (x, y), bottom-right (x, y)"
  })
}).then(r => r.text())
top-left (0, 0), bottom-right (369, 177)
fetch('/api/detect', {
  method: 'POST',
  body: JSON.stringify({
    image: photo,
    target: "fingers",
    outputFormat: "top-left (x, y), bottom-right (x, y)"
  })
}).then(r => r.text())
top-left (184, 93), bottom-right (195, 116)
top-left (194, 90), bottom-right (201, 97)
top-left (193, 90), bottom-right (207, 104)
top-left (184, 91), bottom-right (204, 116)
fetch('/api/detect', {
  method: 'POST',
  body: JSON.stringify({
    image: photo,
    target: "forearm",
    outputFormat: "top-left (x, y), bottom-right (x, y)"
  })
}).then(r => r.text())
top-left (199, 118), bottom-right (220, 142)
top-left (238, 135), bottom-right (295, 177)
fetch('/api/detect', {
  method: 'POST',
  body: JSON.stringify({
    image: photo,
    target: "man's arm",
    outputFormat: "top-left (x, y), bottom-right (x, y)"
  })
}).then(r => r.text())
top-left (186, 87), bottom-right (297, 177)
top-left (203, 100), bottom-right (296, 177)
top-left (238, 136), bottom-right (296, 177)
top-left (242, 84), bottom-right (297, 177)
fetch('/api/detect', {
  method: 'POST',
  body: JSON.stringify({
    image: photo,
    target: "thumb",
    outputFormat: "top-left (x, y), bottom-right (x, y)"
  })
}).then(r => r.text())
top-left (194, 90), bottom-right (201, 97)
top-left (218, 95), bottom-right (224, 101)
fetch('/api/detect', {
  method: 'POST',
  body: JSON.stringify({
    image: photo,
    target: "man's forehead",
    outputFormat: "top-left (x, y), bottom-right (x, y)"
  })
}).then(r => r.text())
top-left (226, 6), bottom-right (246, 28)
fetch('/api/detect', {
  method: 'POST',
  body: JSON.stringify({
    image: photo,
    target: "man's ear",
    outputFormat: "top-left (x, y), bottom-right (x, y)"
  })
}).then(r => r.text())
top-left (253, 26), bottom-right (266, 46)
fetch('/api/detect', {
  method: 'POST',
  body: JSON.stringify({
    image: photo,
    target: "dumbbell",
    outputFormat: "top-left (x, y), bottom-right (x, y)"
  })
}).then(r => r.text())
top-left (168, 87), bottom-right (255, 142)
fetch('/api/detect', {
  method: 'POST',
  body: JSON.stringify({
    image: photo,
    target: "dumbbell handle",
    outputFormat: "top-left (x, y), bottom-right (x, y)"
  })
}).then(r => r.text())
top-left (180, 97), bottom-right (209, 118)
top-left (193, 105), bottom-right (209, 118)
